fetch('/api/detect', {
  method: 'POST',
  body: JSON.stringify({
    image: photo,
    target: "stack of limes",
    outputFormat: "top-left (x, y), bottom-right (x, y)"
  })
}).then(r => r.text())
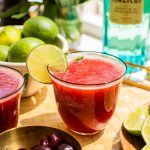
top-left (123, 104), bottom-right (150, 150)
top-left (0, 16), bottom-right (60, 62)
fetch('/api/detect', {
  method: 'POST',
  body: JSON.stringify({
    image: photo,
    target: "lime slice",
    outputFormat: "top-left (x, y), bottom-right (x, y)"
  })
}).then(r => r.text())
top-left (142, 144), bottom-right (150, 150)
top-left (123, 105), bottom-right (149, 136)
top-left (142, 115), bottom-right (150, 144)
top-left (27, 44), bottom-right (68, 84)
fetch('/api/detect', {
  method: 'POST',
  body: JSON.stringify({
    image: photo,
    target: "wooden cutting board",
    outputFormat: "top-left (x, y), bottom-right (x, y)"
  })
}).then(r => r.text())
top-left (120, 125), bottom-right (145, 150)
top-left (18, 84), bottom-right (150, 150)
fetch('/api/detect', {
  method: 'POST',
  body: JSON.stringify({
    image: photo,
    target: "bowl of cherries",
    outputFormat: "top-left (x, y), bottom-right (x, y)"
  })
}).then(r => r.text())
top-left (0, 126), bottom-right (81, 150)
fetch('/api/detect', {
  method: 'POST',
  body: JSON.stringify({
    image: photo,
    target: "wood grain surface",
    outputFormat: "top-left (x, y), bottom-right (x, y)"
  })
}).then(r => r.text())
top-left (120, 125), bottom-right (145, 150)
top-left (18, 84), bottom-right (150, 150)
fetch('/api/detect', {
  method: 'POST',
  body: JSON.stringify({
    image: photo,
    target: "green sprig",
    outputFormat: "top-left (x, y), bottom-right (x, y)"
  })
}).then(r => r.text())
top-left (75, 56), bottom-right (84, 62)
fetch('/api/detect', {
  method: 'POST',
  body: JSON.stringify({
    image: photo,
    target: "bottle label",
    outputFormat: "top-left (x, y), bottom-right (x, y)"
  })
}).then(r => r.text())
top-left (110, 0), bottom-right (144, 24)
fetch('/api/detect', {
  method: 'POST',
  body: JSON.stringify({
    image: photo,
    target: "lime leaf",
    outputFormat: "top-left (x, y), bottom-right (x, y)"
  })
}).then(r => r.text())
top-left (75, 56), bottom-right (84, 62)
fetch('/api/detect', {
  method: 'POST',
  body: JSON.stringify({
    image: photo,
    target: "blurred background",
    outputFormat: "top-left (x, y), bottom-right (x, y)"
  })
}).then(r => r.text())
top-left (1, 0), bottom-right (150, 99)
top-left (0, 0), bottom-right (102, 51)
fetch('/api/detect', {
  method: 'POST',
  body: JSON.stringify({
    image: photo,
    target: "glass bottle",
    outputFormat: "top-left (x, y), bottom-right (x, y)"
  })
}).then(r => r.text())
top-left (55, 6), bottom-right (82, 48)
top-left (103, 0), bottom-right (150, 72)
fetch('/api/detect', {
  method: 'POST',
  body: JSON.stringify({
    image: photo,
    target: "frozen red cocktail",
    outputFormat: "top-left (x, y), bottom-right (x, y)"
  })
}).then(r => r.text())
top-left (50, 52), bottom-right (126, 135)
top-left (0, 65), bottom-right (24, 133)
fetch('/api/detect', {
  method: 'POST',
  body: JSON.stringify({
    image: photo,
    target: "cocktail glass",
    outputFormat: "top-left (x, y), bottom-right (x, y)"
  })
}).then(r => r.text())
top-left (49, 52), bottom-right (126, 135)
top-left (0, 65), bottom-right (24, 133)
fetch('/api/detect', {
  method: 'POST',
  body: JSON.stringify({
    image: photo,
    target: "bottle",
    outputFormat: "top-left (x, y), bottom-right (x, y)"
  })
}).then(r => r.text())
top-left (54, 0), bottom-right (89, 48)
top-left (103, 0), bottom-right (150, 72)
top-left (55, 6), bottom-right (82, 48)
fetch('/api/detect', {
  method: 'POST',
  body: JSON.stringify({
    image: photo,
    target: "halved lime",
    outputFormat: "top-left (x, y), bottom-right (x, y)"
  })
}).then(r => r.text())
top-left (142, 115), bottom-right (150, 144)
top-left (27, 44), bottom-right (68, 84)
top-left (123, 105), bottom-right (149, 136)
top-left (142, 144), bottom-right (150, 150)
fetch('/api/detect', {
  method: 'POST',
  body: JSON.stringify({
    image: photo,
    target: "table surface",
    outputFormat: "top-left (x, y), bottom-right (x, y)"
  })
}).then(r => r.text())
top-left (18, 84), bottom-right (150, 150)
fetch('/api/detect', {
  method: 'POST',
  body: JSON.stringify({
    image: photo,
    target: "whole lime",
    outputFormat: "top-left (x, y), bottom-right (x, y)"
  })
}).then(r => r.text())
top-left (8, 37), bottom-right (45, 62)
top-left (0, 26), bottom-right (22, 46)
top-left (23, 16), bottom-right (59, 43)
top-left (0, 45), bottom-right (9, 61)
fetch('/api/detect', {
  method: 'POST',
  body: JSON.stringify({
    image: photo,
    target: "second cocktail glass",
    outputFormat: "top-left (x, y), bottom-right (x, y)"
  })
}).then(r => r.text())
top-left (49, 52), bottom-right (126, 135)
top-left (0, 65), bottom-right (24, 133)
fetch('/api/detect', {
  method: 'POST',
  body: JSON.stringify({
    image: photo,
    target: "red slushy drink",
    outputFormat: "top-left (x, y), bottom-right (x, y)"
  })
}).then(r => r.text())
top-left (0, 65), bottom-right (24, 133)
top-left (50, 52), bottom-right (126, 135)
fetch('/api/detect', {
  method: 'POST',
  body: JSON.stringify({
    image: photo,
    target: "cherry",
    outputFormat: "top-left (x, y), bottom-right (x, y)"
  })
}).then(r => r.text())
top-left (58, 143), bottom-right (74, 150)
top-left (18, 132), bottom-right (76, 150)
top-left (40, 136), bottom-right (49, 146)
top-left (47, 133), bottom-right (62, 147)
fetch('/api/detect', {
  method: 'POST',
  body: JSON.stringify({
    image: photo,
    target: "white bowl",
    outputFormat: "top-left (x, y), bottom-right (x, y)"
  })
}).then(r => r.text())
top-left (0, 26), bottom-right (68, 97)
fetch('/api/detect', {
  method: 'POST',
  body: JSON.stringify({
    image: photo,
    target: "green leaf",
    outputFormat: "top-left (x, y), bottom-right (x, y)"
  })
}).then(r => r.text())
top-left (20, 3), bottom-right (31, 13)
top-left (11, 12), bottom-right (28, 19)
top-left (0, 3), bottom-right (23, 18)
top-left (20, 2), bottom-right (41, 13)
top-left (55, 0), bottom-right (88, 7)
top-left (75, 56), bottom-right (84, 62)
top-left (0, 2), bottom-right (40, 19)
top-left (42, 0), bottom-right (57, 20)
top-left (64, 52), bottom-right (68, 56)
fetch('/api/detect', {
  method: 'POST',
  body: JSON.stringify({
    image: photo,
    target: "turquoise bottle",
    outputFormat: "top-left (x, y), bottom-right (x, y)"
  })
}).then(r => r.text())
top-left (103, 0), bottom-right (150, 72)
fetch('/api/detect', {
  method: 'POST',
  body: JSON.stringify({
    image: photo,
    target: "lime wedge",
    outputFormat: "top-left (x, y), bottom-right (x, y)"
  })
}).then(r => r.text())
top-left (27, 44), bottom-right (68, 84)
top-left (142, 144), bottom-right (150, 150)
top-left (142, 115), bottom-right (150, 144)
top-left (123, 105), bottom-right (149, 136)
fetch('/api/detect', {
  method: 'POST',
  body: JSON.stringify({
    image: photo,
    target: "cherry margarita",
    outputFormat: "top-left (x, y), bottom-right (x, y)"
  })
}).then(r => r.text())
top-left (50, 52), bottom-right (126, 135)
top-left (0, 65), bottom-right (24, 133)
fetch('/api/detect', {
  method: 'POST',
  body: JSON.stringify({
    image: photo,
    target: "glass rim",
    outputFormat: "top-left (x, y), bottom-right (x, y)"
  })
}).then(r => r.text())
top-left (48, 51), bottom-right (127, 86)
top-left (0, 65), bottom-right (25, 99)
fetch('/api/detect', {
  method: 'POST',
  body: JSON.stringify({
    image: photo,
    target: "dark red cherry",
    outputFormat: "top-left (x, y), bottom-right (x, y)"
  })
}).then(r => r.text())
top-left (40, 136), bottom-right (49, 146)
top-left (58, 143), bottom-right (74, 150)
top-left (47, 133), bottom-right (62, 147)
